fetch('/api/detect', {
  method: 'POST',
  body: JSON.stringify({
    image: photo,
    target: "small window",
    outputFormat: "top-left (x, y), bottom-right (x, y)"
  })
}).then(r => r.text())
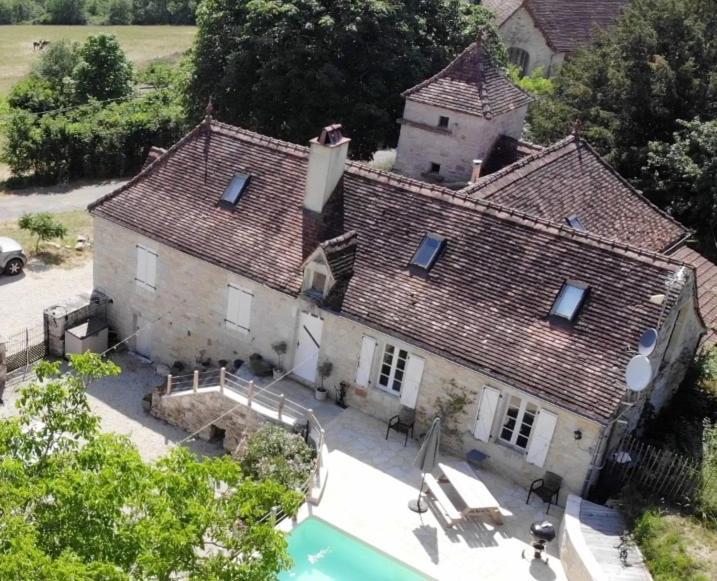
top-left (219, 173), bottom-right (251, 208)
top-left (378, 344), bottom-right (409, 393)
top-left (499, 396), bottom-right (538, 450)
top-left (508, 47), bottom-right (530, 76)
top-left (410, 234), bottom-right (446, 271)
top-left (311, 271), bottom-right (327, 295)
top-left (438, 116), bottom-right (449, 129)
top-left (429, 162), bottom-right (441, 174)
top-left (566, 215), bottom-right (585, 231)
top-left (550, 281), bottom-right (588, 321)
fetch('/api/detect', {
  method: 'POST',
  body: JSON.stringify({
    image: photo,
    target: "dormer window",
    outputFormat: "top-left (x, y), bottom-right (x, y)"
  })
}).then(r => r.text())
top-left (303, 261), bottom-right (331, 299)
top-left (566, 215), bottom-right (585, 231)
top-left (410, 234), bottom-right (446, 273)
top-left (219, 173), bottom-right (251, 209)
top-left (438, 116), bottom-right (449, 129)
top-left (550, 281), bottom-right (589, 322)
top-left (310, 271), bottom-right (327, 295)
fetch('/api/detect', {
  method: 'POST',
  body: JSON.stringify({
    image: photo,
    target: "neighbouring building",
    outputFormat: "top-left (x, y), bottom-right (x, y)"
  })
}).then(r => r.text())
top-left (392, 41), bottom-right (532, 185)
top-left (90, 118), bottom-right (704, 501)
top-left (481, 0), bottom-right (630, 76)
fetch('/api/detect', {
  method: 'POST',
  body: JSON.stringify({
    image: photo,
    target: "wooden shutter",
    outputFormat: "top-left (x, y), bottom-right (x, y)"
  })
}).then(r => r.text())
top-left (399, 353), bottom-right (425, 409)
top-left (136, 246), bottom-right (146, 284)
top-left (226, 285), bottom-right (252, 333)
top-left (145, 249), bottom-right (157, 288)
top-left (526, 409), bottom-right (558, 467)
top-left (355, 336), bottom-right (377, 387)
top-left (473, 386), bottom-right (500, 442)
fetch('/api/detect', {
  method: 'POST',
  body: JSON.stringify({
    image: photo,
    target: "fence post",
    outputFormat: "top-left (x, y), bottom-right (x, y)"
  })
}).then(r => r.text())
top-left (318, 428), bottom-right (326, 470)
top-left (220, 367), bottom-right (226, 395)
top-left (278, 393), bottom-right (285, 420)
top-left (165, 374), bottom-right (172, 395)
top-left (193, 370), bottom-right (199, 394)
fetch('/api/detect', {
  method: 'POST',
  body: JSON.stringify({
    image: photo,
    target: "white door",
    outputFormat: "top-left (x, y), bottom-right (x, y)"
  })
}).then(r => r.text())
top-left (135, 313), bottom-right (151, 359)
top-left (294, 312), bottom-right (323, 384)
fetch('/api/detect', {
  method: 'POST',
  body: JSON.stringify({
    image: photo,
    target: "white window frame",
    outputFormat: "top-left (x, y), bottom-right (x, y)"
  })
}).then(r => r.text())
top-left (135, 245), bottom-right (157, 291)
top-left (377, 343), bottom-right (409, 394)
top-left (498, 395), bottom-right (538, 451)
top-left (224, 284), bottom-right (253, 335)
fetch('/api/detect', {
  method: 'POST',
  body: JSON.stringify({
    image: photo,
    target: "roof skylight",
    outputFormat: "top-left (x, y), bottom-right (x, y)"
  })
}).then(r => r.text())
top-left (550, 281), bottom-right (588, 322)
top-left (566, 215), bottom-right (585, 231)
top-left (410, 234), bottom-right (446, 272)
top-left (219, 173), bottom-right (251, 208)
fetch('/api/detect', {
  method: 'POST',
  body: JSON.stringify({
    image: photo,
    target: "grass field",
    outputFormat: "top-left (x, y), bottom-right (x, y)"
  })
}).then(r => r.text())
top-left (0, 25), bottom-right (196, 95)
top-left (0, 210), bottom-right (93, 268)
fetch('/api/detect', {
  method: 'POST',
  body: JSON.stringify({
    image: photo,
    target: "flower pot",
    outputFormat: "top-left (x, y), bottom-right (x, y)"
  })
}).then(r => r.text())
top-left (315, 387), bottom-right (327, 401)
top-left (272, 368), bottom-right (285, 380)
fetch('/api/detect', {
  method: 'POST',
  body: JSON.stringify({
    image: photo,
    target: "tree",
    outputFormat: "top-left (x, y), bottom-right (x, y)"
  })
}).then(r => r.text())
top-left (74, 34), bottom-right (133, 102)
top-left (646, 119), bottom-right (717, 256)
top-left (106, 0), bottom-right (131, 24)
top-left (185, 0), bottom-right (503, 158)
top-left (18, 212), bottom-right (68, 252)
top-left (45, 0), bottom-right (86, 24)
top-left (0, 353), bottom-right (302, 578)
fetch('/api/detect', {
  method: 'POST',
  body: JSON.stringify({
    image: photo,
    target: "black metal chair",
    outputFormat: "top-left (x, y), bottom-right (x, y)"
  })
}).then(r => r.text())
top-left (526, 471), bottom-right (562, 514)
top-left (385, 406), bottom-right (415, 446)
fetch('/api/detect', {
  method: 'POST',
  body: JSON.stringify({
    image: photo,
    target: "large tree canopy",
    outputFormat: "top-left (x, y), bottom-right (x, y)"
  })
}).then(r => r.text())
top-left (185, 0), bottom-right (503, 158)
top-left (0, 354), bottom-right (302, 579)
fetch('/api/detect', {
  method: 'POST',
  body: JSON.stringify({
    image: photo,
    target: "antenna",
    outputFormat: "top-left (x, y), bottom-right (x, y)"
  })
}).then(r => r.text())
top-left (638, 328), bottom-right (658, 356)
top-left (625, 354), bottom-right (653, 392)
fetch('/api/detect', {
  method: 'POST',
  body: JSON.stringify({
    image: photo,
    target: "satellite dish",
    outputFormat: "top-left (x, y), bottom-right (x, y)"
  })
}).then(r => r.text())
top-left (638, 328), bottom-right (658, 356)
top-left (626, 355), bottom-right (652, 392)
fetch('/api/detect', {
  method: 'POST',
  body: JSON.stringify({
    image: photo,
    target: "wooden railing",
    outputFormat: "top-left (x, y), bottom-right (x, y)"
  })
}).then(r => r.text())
top-left (163, 368), bottom-right (327, 505)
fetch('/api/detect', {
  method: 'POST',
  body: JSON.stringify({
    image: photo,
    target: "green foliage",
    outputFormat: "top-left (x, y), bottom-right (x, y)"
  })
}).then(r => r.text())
top-left (701, 419), bottom-right (717, 519)
top-left (242, 424), bottom-right (316, 490)
top-left (18, 212), bottom-right (68, 251)
top-left (46, 0), bottom-right (87, 24)
top-left (508, 65), bottom-right (554, 96)
top-left (432, 379), bottom-right (473, 439)
top-left (106, 0), bottom-right (131, 23)
top-left (633, 510), bottom-right (710, 580)
top-left (186, 0), bottom-right (503, 158)
top-left (74, 34), bottom-right (133, 101)
top-left (0, 353), bottom-right (301, 578)
top-left (34, 39), bottom-right (82, 89)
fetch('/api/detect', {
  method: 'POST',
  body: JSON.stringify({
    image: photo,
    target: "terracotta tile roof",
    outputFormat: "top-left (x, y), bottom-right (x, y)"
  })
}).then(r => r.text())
top-left (91, 120), bottom-right (691, 424)
top-left (526, 0), bottom-right (630, 53)
top-left (482, 0), bottom-right (524, 25)
top-left (669, 246), bottom-right (717, 345)
top-left (402, 42), bottom-right (532, 118)
top-left (321, 231), bottom-right (358, 280)
top-left (460, 136), bottom-right (688, 252)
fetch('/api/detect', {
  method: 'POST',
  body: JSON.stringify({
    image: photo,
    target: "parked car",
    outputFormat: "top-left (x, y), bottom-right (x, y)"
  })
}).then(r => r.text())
top-left (0, 237), bottom-right (27, 275)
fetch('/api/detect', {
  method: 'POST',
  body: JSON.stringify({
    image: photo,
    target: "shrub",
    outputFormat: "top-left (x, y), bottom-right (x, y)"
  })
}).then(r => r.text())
top-left (18, 212), bottom-right (68, 252)
top-left (242, 425), bottom-right (316, 490)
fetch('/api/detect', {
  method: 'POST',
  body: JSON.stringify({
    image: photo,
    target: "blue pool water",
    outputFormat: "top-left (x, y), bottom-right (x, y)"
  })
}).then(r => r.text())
top-left (279, 517), bottom-right (429, 581)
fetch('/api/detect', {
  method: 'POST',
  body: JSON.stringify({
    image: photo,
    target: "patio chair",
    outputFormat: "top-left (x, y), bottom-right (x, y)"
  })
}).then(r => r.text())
top-left (526, 471), bottom-right (562, 514)
top-left (385, 406), bottom-right (415, 446)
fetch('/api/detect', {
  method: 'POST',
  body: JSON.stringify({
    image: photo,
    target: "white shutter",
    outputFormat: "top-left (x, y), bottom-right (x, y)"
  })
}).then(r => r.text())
top-left (399, 354), bottom-right (425, 409)
top-left (526, 409), bottom-right (558, 467)
top-left (473, 386), bottom-right (500, 442)
top-left (136, 246), bottom-right (146, 284)
top-left (355, 336), bottom-right (377, 387)
top-left (145, 249), bottom-right (157, 288)
top-left (226, 285), bottom-right (252, 333)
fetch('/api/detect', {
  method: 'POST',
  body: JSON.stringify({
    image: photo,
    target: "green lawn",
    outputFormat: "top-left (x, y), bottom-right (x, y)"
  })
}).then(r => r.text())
top-left (0, 25), bottom-right (196, 95)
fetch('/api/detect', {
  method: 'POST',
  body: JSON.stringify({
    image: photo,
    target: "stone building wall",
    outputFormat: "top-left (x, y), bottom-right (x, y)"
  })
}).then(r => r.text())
top-left (500, 7), bottom-right (564, 76)
top-left (393, 100), bottom-right (528, 183)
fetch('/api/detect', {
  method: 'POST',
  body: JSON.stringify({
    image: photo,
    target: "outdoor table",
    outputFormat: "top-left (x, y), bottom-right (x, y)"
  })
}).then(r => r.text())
top-left (437, 460), bottom-right (504, 525)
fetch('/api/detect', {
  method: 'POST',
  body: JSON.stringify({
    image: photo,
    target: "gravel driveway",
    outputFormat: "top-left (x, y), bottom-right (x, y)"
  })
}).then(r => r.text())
top-left (0, 261), bottom-right (93, 336)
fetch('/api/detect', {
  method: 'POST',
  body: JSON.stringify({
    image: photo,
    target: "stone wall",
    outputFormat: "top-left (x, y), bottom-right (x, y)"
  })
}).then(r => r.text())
top-left (44, 291), bottom-right (110, 357)
top-left (500, 7), bottom-right (564, 76)
top-left (393, 100), bottom-right (527, 183)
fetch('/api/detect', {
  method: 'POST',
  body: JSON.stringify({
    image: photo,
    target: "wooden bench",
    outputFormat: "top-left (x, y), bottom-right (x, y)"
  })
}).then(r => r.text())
top-left (423, 473), bottom-right (462, 527)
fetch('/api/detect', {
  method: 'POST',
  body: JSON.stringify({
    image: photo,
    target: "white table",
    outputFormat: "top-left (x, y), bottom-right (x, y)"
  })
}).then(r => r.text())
top-left (437, 461), bottom-right (504, 525)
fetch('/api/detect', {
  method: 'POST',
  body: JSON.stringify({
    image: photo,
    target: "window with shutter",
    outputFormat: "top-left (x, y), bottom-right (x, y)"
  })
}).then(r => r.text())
top-left (355, 336), bottom-right (377, 387)
top-left (526, 410), bottom-right (558, 467)
top-left (225, 285), bottom-right (253, 334)
top-left (399, 354), bottom-right (425, 409)
top-left (135, 245), bottom-right (157, 290)
top-left (473, 386), bottom-right (500, 442)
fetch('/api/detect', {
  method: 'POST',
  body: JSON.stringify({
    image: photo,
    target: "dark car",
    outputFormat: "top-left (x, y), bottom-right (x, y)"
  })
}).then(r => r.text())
top-left (0, 237), bottom-right (27, 275)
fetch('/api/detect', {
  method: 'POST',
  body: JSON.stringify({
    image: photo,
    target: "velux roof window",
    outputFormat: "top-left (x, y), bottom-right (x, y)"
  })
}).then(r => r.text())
top-left (565, 214), bottom-right (585, 231)
top-left (550, 281), bottom-right (588, 322)
top-left (410, 234), bottom-right (446, 272)
top-left (219, 173), bottom-right (251, 209)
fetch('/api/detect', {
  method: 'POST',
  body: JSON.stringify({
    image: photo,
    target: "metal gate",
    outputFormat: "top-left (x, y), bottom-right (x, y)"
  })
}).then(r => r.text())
top-left (6, 325), bottom-right (47, 373)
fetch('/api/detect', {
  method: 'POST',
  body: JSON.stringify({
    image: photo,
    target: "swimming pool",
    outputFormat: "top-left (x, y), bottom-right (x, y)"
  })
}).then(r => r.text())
top-left (279, 517), bottom-right (430, 580)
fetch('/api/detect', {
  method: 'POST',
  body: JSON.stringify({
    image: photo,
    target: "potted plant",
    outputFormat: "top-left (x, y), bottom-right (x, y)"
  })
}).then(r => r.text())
top-left (142, 392), bottom-right (153, 413)
top-left (315, 361), bottom-right (333, 401)
top-left (271, 340), bottom-right (288, 379)
top-left (334, 381), bottom-right (350, 408)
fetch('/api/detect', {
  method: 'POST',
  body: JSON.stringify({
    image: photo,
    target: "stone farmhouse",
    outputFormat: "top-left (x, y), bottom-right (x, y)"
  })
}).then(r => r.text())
top-left (89, 113), bottom-right (704, 501)
top-left (481, 0), bottom-right (630, 76)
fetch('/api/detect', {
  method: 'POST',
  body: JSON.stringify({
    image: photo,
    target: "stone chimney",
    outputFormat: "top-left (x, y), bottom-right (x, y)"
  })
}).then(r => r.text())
top-left (470, 159), bottom-right (483, 183)
top-left (304, 124), bottom-right (350, 213)
top-left (302, 124), bottom-right (349, 259)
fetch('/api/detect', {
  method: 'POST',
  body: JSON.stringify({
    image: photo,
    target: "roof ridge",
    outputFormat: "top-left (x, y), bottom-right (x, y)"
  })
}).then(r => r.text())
top-left (209, 120), bottom-right (309, 157)
top-left (321, 229), bottom-right (358, 249)
top-left (401, 43), bottom-right (479, 98)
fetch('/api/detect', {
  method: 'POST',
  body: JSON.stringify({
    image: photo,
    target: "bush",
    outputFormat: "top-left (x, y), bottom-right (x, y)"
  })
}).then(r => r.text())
top-left (241, 425), bottom-right (316, 490)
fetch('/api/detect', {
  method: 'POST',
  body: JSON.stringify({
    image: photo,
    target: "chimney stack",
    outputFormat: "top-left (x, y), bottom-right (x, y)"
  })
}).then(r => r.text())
top-left (304, 124), bottom-right (350, 213)
top-left (470, 159), bottom-right (483, 183)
